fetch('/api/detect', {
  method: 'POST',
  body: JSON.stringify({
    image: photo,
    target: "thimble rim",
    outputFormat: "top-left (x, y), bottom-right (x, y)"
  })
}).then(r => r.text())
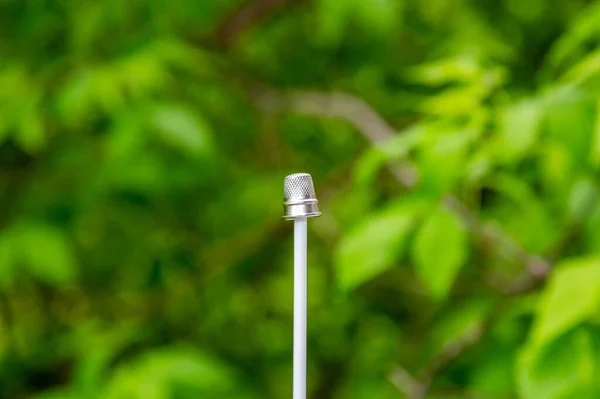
top-left (283, 198), bottom-right (319, 206)
top-left (282, 211), bottom-right (322, 221)
top-left (284, 172), bottom-right (312, 178)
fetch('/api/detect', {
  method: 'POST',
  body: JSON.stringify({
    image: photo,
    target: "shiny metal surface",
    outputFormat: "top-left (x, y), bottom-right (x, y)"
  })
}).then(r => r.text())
top-left (282, 173), bottom-right (321, 220)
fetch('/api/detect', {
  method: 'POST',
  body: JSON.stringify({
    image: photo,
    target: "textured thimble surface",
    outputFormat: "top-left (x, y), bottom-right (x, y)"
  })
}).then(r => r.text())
top-left (282, 173), bottom-right (321, 220)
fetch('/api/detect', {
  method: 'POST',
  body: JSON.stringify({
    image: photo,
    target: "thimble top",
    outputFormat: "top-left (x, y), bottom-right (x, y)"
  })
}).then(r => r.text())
top-left (284, 173), bottom-right (316, 203)
top-left (282, 173), bottom-right (321, 220)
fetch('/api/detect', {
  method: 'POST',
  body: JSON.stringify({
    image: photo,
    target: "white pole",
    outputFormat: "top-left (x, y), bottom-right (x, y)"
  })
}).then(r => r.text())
top-left (293, 218), bottom-right (307, 399)
top-left (283, 172), bottom-right (320, 399)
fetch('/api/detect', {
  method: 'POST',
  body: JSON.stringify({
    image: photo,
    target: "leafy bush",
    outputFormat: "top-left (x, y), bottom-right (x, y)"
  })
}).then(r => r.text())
top-left (1, 0), bottom-right (600, 398)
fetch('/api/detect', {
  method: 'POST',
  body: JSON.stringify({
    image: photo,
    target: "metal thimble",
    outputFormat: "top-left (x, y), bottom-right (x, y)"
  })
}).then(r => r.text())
top-left (282, 173), bottom-right (321, 220)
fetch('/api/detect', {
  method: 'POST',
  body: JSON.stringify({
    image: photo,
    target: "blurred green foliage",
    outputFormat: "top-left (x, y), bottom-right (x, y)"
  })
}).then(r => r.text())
top-left (2, 0), bottom-right (600, 398)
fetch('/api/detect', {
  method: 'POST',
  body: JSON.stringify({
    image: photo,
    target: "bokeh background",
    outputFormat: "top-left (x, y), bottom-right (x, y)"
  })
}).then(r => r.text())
top-left (2, 0), bottom-right (600, 398)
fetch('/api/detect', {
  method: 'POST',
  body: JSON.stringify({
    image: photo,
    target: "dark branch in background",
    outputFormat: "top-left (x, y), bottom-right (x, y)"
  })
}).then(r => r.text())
top-left (255, 90), bottom-right (418, 186)
top-left (505, 187), bottom-right (600, 294)
top-left (215, 0), bottom-right (309, 46)
top-left (442, 195), bottom-right (551, 295)
top-left (255, 89), bottom-right (551, 277)
top-left (253, 89), bottom-right (558, 398)
top-left (389, 323), bottom-right (483, 399)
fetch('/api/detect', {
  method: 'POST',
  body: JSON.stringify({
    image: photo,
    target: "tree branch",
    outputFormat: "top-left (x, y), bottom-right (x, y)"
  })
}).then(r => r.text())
top-left (255, 90), bottom-right (418, 186)
top-left (255, 89), bottom-right (551, 276)
top-left (389, 323), bottom-right (483, 399)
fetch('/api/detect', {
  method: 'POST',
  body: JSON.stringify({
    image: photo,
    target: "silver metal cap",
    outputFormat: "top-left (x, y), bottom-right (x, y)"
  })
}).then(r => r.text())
top-left (282, 173), bottom-right (321, 220)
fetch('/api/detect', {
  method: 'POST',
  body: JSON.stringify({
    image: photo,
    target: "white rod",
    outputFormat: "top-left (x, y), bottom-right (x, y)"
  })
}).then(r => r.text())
top-left (293, 218), bottom-right (307, 399)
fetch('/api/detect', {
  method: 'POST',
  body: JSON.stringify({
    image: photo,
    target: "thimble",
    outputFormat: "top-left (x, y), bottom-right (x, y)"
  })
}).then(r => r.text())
top-left (282, 173), bottom-right (321, 220)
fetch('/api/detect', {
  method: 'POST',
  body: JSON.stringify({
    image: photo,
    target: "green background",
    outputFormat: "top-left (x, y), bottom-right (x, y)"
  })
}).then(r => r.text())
top-left (2, 0), bottom-right (600, 398)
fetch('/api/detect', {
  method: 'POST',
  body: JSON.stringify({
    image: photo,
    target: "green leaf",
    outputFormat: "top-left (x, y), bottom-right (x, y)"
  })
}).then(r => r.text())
top-left (16, 95), bottom-right (46, 154)
top-left (419, 86), bottom-right (484, 116)
top-left (402, 56), bottom-right (480, 86)
top-left (417, 127), bottom-right (471, 194)
top-left (471, 347), bottom-right (516, 397)
top-left (335, 199), bottom-right (424, 291)
top-left (103, 347), bottom-right (247, 399)
top-left (67, 322), bottom-right (142, 398)
top-left (151, 103), bottom-right (214, 157)
top-left (539, 141), bottom-right (574, 195)
top-left (56, 70), bottom-right (97, 125)
top-left (17, 112), bottom-right (45, 153)
top-left (488, 174), bottom-right (558, 253)
top-left (563, 49), bottom-right (600, 84)
top-left (14, 223), bottom-right (77, 286)
top-left (106, 109), bottom-right (145, 161)
top-left (499, 98), bottom-right (542, 162)
top-left (353, 0), bottom-right (398, 38)
top-left (417, 68), bottom-right (505, 117)
top-left (412, 207), bottom-right (468, 299)
top-left (465, 140), bottom-right (498, 183)
top-left (567, 177), bottom-right (598, 223)
top-left (117, 45), bottom-right (172, 99)
top-left (517, 328), bottom-right (597, 399)
top-left (314, 0), bottom-right (353, 47)
top-left (91, 67), bottom-right (126, 112)
top-left (315, 0), bottom-right (398, 47)
top-left (531, 256), bottom-right (600, 348)
top-left (543, 87), bottom-right (595, 169)
top-left (545, 1), bottom-right (600, 72)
